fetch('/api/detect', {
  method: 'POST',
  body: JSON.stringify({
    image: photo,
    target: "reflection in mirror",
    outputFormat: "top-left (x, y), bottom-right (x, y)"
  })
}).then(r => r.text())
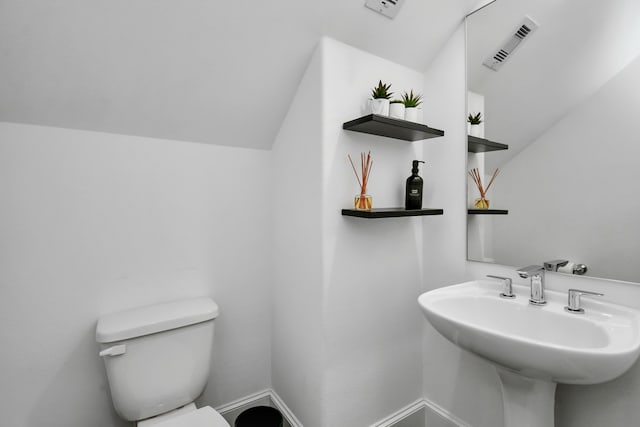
top-left (466, 0), bottom-right (640, 282)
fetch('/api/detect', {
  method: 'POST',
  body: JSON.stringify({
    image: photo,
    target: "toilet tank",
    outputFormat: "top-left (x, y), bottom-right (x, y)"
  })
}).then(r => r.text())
top-left (96, 297), bottom-right (220, 422)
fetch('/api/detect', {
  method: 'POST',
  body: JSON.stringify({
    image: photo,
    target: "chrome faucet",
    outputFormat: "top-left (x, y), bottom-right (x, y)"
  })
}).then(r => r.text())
top-left (516, 265), bottom-right (546, 306)
top-left (543, 259), bottom-right (569, 272)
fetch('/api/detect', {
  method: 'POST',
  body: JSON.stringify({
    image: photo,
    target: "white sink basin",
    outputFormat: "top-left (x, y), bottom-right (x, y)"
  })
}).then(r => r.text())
top-left (418, 280), bottom-right (640, 384)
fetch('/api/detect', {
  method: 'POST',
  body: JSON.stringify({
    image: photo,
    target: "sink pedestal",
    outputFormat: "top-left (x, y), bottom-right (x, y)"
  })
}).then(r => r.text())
top-left (497, 368), bottom-right (556, 427)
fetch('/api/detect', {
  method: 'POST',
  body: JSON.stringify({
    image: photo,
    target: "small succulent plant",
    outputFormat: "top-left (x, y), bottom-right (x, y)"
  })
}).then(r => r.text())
top-left (468, 112), bottom-right (483, 125)
top-left (401, 90), bottom-right (423, 108)
top-left (371, 80), bottom-right (393, 100)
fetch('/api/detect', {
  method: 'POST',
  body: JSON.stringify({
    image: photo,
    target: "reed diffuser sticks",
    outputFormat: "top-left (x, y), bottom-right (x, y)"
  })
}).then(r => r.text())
top-left (469, 167), bottom-right (499, 209)
top-left (348, 151), bottom-right (373, 195)
top-left (348, 151), bottom-right (373, 210)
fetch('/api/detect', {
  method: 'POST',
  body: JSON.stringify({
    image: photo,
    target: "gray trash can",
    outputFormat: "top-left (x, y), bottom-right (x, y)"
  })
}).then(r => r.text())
top-left (235, 406), bottom-right (283, 427)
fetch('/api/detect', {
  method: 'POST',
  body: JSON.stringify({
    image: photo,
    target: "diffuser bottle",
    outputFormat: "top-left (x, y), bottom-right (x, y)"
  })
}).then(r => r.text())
top-left (405, 160), bottom-right (425, 210)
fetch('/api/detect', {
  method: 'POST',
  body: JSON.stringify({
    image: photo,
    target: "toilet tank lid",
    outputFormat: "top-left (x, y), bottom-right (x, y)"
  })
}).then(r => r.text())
top-left (96, 297), bottom-right (219, 343)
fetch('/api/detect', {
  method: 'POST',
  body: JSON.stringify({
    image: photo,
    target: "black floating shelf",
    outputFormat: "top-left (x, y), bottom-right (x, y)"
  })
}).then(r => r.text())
top-left (342, 208), bottom-right (444, 219)
top-left (468, 135), bottom-right (508, 153)
top-left (468, 209), bottom-right (509, 215)
top-left (343, 114), bottom-right (444, 142)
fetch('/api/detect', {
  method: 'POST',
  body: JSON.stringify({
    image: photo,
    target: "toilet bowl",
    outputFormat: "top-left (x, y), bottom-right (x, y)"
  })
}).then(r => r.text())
top-left (96, 297), bottom-right (229, 427)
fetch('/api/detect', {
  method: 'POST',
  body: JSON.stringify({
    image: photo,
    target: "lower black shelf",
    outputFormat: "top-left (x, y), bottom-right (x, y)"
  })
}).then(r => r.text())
top-left (468, 209), bottom-right (509, 215)
top-left (342, 208), bottom-right (444, 219)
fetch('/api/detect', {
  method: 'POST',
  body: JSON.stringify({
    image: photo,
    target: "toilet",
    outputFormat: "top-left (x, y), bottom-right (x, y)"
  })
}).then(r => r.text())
top-left (96, 297), bottom-right (230, 426)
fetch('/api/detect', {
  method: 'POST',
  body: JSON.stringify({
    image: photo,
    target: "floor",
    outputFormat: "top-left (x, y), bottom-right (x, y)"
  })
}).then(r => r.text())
top-left (221, 395), bottom-right (292, 427)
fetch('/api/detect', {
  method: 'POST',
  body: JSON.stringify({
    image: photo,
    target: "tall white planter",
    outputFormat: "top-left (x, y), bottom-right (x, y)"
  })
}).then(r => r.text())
top-left (370, 98), bottom-right (390, 116)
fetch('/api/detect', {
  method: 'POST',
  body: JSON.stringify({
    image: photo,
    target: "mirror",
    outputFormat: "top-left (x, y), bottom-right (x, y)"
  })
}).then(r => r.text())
top-left (466, 0), bottom-right (640, 283)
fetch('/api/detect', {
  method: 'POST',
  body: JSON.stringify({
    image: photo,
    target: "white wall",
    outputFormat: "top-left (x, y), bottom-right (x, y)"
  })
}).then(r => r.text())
top-left (490, 53), bottom-right (640, 283)
top-left (0, 123), bottom-right (272, 426)
top-left (420, 26), bottom-right (505, 427)
top-left (271, 42), bottom-right (325, 427)
top-left (321, 37), bottom-right (426, 426)
top-left (272, 36), bottom-right (430, 427)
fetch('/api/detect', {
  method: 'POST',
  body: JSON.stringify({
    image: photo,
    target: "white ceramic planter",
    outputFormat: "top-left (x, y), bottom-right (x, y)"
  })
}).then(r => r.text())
top-left (469, 124), bottom-right (482, 137)
top-left (404, 107), bottom-right (419, 122)
top-left (370, 98), bottom-right (390, 116)
top-left (389, 103), bottom-right (405, 119)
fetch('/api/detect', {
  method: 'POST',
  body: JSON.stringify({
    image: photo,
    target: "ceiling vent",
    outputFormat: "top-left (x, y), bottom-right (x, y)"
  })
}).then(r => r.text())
top-left (483, 16), bottom-right (539, 71)
top-left (365, 0), bottom-right (404, 19)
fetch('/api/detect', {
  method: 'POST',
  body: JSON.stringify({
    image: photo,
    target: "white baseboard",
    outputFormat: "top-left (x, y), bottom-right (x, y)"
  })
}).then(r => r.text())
top-left (217, 391), bottom-right (468, 427)
top-left (215, 389), bottom-right (272, 414)
top-left (369, 397), bottom-right (472, 427)
top-left (215, 389), bottom-right (303, 427)
top-left (368, 399), bottom-right (426, 427)
top-left (422, 398), bottom-right (472, 427)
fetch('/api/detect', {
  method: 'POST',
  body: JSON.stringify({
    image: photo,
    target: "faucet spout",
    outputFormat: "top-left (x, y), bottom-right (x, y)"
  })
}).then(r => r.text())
top-left (516, 265), bottom-right (546, 306)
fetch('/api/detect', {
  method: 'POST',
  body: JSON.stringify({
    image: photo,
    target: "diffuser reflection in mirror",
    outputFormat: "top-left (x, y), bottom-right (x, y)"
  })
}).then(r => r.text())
top-left (466, 0), bottom-right (640, 282)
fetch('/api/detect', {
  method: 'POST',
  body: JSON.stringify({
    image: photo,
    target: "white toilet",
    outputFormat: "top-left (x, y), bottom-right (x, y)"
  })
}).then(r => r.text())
top-left (96, 297), bottom-right (230, 426)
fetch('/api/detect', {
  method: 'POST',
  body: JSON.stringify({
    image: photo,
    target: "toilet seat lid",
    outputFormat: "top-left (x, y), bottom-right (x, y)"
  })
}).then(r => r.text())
top-left (153, 407), bottom-right (229, 427)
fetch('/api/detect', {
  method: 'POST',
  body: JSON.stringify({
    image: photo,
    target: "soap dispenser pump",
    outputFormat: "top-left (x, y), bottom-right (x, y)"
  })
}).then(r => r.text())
top-left (405, 160), bottom-right (425, 210)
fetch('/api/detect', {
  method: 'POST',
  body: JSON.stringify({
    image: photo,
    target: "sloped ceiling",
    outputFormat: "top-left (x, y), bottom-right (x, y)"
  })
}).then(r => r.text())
top-left (0, 0), bottom-right (478, 150)
top-left (467, 0), bottom-right (640, 170)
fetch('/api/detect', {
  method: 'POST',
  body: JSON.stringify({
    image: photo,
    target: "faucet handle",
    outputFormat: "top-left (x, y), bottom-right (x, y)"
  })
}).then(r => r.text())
top-left (487, 275), bottom-right (515, 299)
top-left (516, 265), bottom-right (545, 278)
top-left (564, 289), bottom-right (604, 314)
top-left (543, 259), bottom-right (569, 271)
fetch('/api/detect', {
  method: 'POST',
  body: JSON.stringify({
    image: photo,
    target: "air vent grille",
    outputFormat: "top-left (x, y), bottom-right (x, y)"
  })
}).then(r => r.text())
top-left (515, 25), bottom-right (532, 39)
top-left (483, 16), bottom-right (539, 71)
top-left (365, 0), bottom-right (404, 19)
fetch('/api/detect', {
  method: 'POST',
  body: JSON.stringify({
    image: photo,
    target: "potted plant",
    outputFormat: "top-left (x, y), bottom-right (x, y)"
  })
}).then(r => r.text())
top-left (370, 80), bottom-right (393, 116)
top-left (467, 112), bottom-right (483, 137)
top-left (389, 99), bottom-right (405, 119)
top-left (401, 90), bottom-right (423, 122)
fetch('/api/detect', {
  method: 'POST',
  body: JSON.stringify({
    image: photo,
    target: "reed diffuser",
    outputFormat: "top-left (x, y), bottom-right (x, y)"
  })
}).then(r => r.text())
top-left (348, 151), bottom-right (373, 210)
top-left (469, 167), bottom-right (499, 209)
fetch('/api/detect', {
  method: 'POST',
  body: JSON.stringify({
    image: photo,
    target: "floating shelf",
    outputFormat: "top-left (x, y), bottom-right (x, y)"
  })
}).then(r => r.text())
top-left (342, 208), bottom-right (444, 219)
top-left (468, 209), bottom-right (509, 215)
top-left (468, 135), bottom-right (508, 153)
top-left (343, 114), bottom-right (445, 142)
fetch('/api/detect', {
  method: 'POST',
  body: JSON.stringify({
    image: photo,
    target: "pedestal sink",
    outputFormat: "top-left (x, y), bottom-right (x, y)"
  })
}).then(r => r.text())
top-left (418, 280), bottom-right (640, 427)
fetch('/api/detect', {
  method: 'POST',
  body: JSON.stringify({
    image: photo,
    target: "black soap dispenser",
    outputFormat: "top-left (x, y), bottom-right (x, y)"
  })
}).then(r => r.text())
top-left (405, 160), bottom-right (425, 210)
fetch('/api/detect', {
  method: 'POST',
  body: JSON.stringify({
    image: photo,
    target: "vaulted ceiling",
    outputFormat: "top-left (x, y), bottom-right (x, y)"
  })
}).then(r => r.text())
top-left (0, 0), bottom-right (479, 150)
